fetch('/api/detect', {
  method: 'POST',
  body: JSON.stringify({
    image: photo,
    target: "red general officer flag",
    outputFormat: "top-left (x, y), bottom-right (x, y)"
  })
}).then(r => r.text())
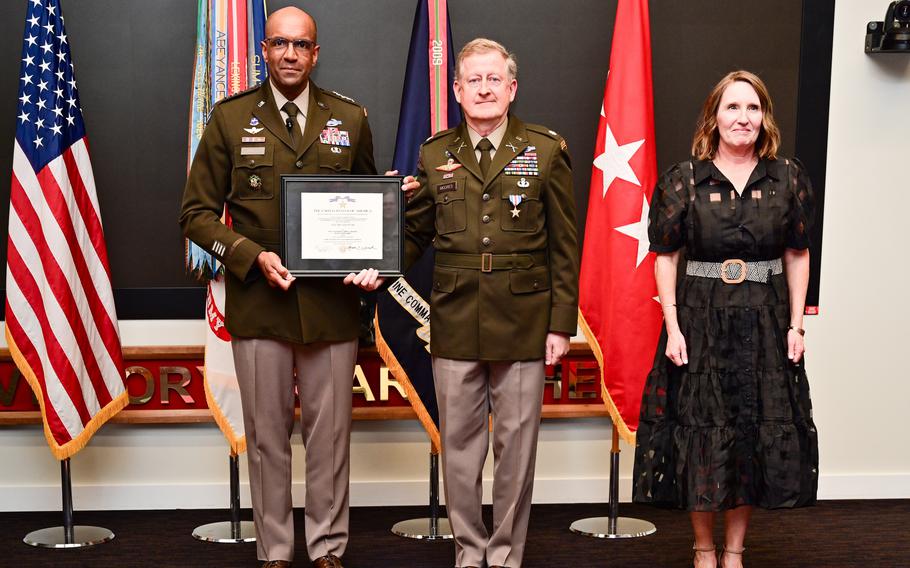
top-left (5, 0), bottom-right (127, 459)
top-left (578, 0), bottom-right (661, 445)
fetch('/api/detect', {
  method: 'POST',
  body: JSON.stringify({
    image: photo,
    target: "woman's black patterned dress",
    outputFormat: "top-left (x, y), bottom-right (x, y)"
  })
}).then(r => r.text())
top-left (633, 157), bottom-right (818, 511)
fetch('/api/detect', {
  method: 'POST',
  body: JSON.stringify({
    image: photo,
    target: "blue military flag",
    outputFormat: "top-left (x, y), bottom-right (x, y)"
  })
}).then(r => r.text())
top-left (375, 0), bottom-right (460, 451)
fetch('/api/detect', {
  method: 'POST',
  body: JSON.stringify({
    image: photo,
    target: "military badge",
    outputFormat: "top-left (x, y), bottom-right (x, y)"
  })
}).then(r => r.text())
top-left (504, 147), bottom-right (539, 176)
top-left (435, 158), bottom-right (462, 172)
top-left (326, 118), bottom-right (343, 127)
top-left (244, 126), bottom-right (264, 134)
top-left (517, 177), bottom-right (530, 188)
top-left (319, 127), bottom-right (351, 147)
top-left (509, 194), bottom-right (523, 218)
top-left (331, 147), bottom-right (342, 154)
top-left (250, 117), bottom-right (260, 126)
top-left (249, 174), bottom-right (262, 189)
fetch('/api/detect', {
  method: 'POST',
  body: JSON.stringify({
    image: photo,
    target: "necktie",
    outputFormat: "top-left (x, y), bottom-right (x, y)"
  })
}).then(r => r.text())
top-left (477, 137), bottom-right (494, 178)
top-left (282, 102), bottom-right (303, 144)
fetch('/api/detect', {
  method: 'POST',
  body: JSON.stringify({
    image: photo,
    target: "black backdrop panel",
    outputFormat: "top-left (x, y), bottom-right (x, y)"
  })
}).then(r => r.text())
top-left (0, 0), bottom-right (826, 318)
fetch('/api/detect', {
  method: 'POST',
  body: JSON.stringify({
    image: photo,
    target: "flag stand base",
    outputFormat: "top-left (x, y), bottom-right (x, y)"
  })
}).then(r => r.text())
top-left (23, 459), bottom-right (115, 548)
top-left (569, 429), bottom-right (656, 539)
top-left (193, 453), bottom-right (256, 543)
top-left (391, 450), bottom-right (453, 540)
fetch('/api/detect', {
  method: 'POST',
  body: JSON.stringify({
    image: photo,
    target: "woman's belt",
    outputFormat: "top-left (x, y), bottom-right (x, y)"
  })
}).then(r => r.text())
top-left (685, 258), bottom-right (783, 284)
top-left (435, 250), bottom-right (548, 273)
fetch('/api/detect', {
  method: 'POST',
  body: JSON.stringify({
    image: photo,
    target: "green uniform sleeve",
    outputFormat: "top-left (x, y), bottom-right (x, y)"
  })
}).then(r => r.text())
top-left (403, 145), bottom-right (436, 270)
top-left (178, 104), bottom-right (265, 281)
top-left (543, 138), bottom-right (580, 335)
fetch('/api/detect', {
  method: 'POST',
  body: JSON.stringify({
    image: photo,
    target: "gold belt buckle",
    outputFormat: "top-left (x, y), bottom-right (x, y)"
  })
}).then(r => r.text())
top-left (720, 259), bottom-right (747, 284)
top-left (481, 253), bottom-right (493, 273)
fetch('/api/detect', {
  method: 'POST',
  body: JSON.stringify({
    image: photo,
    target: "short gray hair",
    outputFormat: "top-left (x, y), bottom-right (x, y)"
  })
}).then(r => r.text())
top-left (455, 38), bottom-right (517, 80)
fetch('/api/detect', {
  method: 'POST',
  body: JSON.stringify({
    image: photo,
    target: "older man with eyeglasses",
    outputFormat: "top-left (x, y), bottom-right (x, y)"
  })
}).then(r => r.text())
top-left (180, 6), bottom-right (414, 568)
top-left (398, 39), bottom-right (579, 568)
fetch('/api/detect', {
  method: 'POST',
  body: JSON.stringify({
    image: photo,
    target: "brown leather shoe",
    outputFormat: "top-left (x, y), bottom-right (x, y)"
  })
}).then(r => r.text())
top-left (261, 562), bottom-right (291, 568)
top-left (313, 555), bottom-right (343, 568)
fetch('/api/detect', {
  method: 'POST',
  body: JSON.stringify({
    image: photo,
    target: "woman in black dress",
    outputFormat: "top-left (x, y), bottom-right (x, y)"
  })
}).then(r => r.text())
top-left (633, 70), bottom-right (818, 568)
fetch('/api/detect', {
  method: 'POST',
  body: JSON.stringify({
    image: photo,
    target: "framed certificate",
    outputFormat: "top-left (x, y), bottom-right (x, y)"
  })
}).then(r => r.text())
top-left (280, 175), bottom-right (405, 277)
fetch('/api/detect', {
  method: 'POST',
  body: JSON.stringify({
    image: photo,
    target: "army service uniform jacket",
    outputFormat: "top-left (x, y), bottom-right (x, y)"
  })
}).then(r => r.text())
top-left (179, 81), bottom-right (377, 344)
top-left (404, 117), bottom-right (579, 361)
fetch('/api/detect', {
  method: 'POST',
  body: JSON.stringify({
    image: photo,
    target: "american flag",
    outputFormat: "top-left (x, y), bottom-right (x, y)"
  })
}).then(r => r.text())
top-left (5, 0), bottom-right (126, 460)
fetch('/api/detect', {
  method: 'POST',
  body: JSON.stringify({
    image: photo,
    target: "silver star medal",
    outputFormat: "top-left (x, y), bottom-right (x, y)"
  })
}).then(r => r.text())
top-left (509, 194), bottom-right (523, 218)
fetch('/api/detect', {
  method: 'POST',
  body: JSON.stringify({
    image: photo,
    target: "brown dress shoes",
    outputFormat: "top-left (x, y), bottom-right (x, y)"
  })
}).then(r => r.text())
top-left (261, 562), bottom-right (291, 568)
top-left (313, 555), bottom-right (343, 568)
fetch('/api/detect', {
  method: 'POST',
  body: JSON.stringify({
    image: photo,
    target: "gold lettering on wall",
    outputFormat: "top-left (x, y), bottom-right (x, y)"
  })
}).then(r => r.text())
top-left (126, 366), bottom-right (154, 405)
top-left (379, 367), bottom-right (407, 401)
top-left (567, 361), bottom-right (599, 399)
top-left (544, 367), bottom-right (563, 399)
top-left (352, 365), bottom-right (375, 402)
top-left (159, 367), bottom-right (194, 405)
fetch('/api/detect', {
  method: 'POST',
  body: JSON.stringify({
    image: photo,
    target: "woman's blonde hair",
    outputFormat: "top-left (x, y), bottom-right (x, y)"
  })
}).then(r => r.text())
top-left (691, 70), bottom-right (781, 160)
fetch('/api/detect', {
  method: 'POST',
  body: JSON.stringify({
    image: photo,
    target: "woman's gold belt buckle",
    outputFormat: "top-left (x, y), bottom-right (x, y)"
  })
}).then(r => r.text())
top-left (721, 259), bottom-right (747, 284)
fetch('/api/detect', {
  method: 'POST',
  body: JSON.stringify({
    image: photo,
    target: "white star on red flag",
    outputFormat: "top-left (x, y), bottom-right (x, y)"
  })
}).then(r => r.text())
top-left (593, 124), bottom-right (645, 198)
top-left (578, 0), bottom-right (660, 443)
top-left (614, 193), bottom-right (651, 268)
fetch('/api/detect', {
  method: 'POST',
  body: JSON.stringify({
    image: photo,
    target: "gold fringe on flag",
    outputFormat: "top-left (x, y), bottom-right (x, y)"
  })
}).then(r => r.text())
top-left (578, 311), bottom-right (636, 446)
top-left (5, 329), bottom-right (129, 461)
top-left (373, 311), bottom-right (441, 454)
top-left (202, 366), bottom-right (247, 455)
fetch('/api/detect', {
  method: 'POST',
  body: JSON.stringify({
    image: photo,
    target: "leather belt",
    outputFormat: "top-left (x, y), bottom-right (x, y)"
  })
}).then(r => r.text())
top-left (435, 250), bottom-right (548, 273)
top-left (686, 258), bottom-right (783, 284)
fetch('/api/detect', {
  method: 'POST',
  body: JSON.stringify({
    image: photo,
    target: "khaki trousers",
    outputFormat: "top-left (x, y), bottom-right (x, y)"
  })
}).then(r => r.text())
top-left (433, 357), bottom-right (545, 568)
top-left (232, 337), bottom-right (357, 562)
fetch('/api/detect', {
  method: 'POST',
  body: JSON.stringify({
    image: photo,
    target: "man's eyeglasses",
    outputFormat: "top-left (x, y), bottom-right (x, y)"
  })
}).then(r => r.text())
top-left (265, 37), bottom-right (316, 52)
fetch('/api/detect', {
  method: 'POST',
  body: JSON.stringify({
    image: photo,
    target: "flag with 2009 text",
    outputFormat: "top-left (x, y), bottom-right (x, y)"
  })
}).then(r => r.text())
top-left (374, 0), bottom-right (460, 452)
top-left (579, 0), bottom-right (662, 445)
top-left (5, 0), bottom-right (127, 460)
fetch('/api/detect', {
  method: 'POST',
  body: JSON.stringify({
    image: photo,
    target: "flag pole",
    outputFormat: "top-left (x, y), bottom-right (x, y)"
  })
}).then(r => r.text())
top-left (569, 427), bottom-right (656, 539)
top-left (192, 452), bottom-right (256, 543)
top-left (23, 458), bottom-right (115, 548)
top-left (391, 444), bottom-right (453, 540)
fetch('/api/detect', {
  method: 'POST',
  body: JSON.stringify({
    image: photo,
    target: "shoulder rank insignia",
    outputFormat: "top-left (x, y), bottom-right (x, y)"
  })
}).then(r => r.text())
top-left (331, 90), bottom-right (356, 103)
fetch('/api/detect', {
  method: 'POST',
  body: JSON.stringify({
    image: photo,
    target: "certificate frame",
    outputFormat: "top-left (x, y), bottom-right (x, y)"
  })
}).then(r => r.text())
top-left (280, 174), bottom-right (405, 277)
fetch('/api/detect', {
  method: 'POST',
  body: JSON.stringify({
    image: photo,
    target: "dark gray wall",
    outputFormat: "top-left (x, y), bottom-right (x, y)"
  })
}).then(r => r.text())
top-left (0, 0), bottom-right (803, 297)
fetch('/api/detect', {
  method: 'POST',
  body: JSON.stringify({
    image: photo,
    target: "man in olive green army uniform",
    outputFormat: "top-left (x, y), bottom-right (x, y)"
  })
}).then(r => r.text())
top-left (403, 39), bottom-right (579, 568)
top-left (179, 7), bottom-right (375, 568)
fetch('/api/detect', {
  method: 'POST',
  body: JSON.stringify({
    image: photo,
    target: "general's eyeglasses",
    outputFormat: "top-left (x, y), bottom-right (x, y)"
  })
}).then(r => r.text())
top-left (265, 37), bottom-right (316, 52)
top-left (463, 75), bottom-right (505, 90)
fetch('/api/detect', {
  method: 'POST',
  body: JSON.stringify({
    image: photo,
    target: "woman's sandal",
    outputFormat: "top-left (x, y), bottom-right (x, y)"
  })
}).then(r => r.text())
top-left (693, 543), bottom-right (717, 567)
top-left (720, 546), bottom-right (745, 567)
